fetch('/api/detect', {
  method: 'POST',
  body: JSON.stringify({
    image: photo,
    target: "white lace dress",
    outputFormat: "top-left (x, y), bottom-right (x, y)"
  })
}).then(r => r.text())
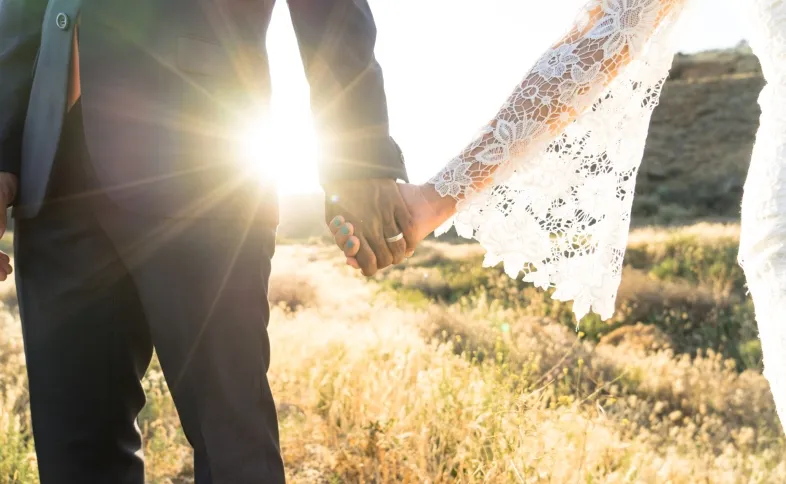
top-left (738, 1), bottom-right (786, 431)
top-left (427, 0), bottom-right (786, 427)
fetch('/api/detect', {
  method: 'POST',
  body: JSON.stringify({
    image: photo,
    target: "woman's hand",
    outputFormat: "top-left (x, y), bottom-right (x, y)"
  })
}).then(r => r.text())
top-left (330, 183), bottom-right (457, 271)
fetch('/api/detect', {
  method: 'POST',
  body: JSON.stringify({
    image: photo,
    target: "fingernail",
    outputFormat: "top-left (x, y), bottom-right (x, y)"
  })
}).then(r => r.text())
top-left (341, 226), bottom-right (350, 235)
top-left (347, 240), bottom-right (354, 249)
top-left (333, 218), bottom-right (341, 227)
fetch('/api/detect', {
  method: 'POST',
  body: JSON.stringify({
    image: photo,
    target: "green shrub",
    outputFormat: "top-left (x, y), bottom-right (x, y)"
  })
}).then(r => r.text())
top-left (379, 225), bottom-right (759, 369)
top-left (739, 338), bottom-right (763, 370)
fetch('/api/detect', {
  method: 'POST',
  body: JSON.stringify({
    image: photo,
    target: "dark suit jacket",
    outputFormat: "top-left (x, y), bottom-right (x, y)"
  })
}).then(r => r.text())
top-left (0, 0), bottom-right (408, 220)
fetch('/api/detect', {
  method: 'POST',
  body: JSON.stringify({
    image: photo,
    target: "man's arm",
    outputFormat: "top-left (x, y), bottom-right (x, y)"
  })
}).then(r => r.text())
top-left (286, 0), bottom-right (415, 275)
top-left (0, 0), bottom-right (46, 180)
top-left (286, 0), bottom-right (407, 183)
top-left (0, 0), bottom-right (44, 279)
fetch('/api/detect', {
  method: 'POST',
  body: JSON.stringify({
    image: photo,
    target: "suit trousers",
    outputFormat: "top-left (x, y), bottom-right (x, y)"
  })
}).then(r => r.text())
top-left (13, 103), bottom-right (285, 484)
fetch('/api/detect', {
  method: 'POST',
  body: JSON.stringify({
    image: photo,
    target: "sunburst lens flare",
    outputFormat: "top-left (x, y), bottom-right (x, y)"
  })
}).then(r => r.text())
top-left (237, 111), bottom-right (321, 193)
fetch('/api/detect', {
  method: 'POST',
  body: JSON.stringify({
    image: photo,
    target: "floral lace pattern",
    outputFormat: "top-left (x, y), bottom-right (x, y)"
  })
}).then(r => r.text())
top-left (429, 0), bottom-right (688, 321)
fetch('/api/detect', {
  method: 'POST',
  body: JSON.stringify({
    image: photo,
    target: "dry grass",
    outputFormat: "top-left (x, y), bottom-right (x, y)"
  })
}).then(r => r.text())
top-left (626, 222), bottom-right (740, 248)
top-left (1, 225), bottom-right (785, 483)
top-left (268, 274), bottom-right (319, 311)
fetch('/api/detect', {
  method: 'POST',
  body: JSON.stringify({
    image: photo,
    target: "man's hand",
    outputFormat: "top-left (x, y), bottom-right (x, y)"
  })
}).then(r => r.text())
top-left (324, 179), bottom-right (415, 276)
top-left (0, 173), bottom-right (17, 281)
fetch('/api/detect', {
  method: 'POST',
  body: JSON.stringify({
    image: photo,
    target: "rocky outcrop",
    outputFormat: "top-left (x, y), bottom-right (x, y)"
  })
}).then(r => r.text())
top-left (634, 45), bottom-right (765, 224)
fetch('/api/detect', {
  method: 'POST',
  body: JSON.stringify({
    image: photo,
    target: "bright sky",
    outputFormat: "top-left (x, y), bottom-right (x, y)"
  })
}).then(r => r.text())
top-left (261, 0), bottom-right (746, 194)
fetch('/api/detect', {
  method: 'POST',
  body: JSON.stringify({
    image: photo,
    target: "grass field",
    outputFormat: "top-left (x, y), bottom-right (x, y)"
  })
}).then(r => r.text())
top-left (1, 223), bottom-right (784, 483)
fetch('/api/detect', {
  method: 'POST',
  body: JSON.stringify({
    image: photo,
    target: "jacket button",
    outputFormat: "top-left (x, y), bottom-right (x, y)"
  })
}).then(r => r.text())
top-left (55, 13), bottom-right (70, 30)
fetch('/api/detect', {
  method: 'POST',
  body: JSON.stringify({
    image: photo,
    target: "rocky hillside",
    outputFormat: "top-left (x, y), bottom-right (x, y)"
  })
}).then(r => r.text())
top-left (278, 45), bottom-right (765, 239)
top-left (633, 43), bottom-right (764, 225)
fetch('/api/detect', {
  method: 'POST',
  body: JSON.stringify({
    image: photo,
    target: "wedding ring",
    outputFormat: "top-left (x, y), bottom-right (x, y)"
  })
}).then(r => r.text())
top-left (385, 233), bottom-right (404, 243)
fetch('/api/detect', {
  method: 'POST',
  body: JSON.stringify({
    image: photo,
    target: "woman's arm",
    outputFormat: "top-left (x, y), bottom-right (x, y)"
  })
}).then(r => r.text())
top-left (427, 0), bottom-right (687, 206)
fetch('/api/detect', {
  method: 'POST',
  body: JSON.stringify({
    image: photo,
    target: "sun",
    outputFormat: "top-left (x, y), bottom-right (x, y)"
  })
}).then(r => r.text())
top-left (238, 107), bottom-right (321, 195)
top-left (235, 2), bottom-right (324, 195)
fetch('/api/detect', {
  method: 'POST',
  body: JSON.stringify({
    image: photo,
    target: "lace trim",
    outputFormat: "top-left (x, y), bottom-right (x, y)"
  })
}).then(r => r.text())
top-left (430, 0), bottom-right (687, 320)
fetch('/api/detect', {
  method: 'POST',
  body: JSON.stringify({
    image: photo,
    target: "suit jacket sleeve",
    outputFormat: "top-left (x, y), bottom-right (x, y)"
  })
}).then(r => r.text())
top-left (0, 0), bottom-right (46, 177)
top-left (286, 0), bottom-right (408, 184)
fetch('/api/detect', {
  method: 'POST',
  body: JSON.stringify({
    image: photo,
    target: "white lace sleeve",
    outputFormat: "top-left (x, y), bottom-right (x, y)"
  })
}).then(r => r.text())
top-left (429, 0), bottom-right (689, 321)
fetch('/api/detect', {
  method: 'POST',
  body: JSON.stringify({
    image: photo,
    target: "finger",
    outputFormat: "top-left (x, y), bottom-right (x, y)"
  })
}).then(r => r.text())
top-left (365, 210), bottom-right (397, 270)
top-left (394, 203), bottom-right (417, 253)
top-left (0, 251), bottom-right (10, 262)
top-left (344, 235), bottom-right (360, 257)
top-left (405, 249), bottom-right (415, 258)
top-left (334, 222), bottom-right (354, 249)
top-left (328, 215), bottom-right (345, 236)
top-left (382, 218), bottom-right (406, 265)
top-left (385, 234), bottom-right (407, 265)
top-left (354, 234), bottom-right (378, 277)
top-left (346, 257), bottom-right (360, 269)
top-left (366, 233), bottom-right (394, 271)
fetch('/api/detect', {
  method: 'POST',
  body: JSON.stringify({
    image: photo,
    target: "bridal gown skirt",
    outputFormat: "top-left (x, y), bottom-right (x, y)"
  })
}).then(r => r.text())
top-left (739, 0), bottom-right (786, 431)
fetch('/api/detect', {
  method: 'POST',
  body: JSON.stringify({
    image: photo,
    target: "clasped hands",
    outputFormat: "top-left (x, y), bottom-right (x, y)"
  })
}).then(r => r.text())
top-left (324, 179), bottom-right (415, 276)
top-left (324, 179), bottom-right (456, 275)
